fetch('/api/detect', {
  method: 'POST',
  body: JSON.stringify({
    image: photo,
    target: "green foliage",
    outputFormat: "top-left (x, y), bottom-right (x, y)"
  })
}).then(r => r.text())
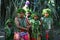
top-left (42, 8), bottom-right (51, 15)
top-left (5, 26), bottom-right (11, 38)
top-left (5, 18), bottom-right (13, 25)
top-left (31, 12), bottom-right (40, 19)
top-left (17, 8), bottom-right (26, 14)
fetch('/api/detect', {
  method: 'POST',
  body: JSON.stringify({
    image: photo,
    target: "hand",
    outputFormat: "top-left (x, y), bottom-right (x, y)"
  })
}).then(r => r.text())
top-left (20, 27), bottom-right (29, 31)
top-left (25, 28), bottom-right (29, 31)
top-left (26, 26), bottom-right (31, 29)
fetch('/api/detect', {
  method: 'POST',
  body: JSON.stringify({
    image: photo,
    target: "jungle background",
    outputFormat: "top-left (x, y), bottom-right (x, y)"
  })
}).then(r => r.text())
top-left (0, 0), bottom-right (60, 40)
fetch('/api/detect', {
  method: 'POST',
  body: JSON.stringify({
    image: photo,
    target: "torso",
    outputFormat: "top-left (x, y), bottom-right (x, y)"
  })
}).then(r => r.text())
top-left (41, 17), bottom-right (53, 30)
top-left (18, 17), bottom-right (27, 28)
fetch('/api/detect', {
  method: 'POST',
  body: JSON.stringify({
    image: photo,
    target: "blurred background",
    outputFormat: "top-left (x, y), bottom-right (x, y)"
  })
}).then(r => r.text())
top-left (0, 0), bottom-right (60, 40)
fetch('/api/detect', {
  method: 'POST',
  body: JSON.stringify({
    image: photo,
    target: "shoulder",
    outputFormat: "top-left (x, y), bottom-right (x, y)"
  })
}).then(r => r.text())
top-left (15, 17), bottom-right (20, 21)
top-left (15, 17), bottom-right (18, 20)
top-left (15, 17), bottom-right (19, 23)
top-left (49, 18), bottom-right (53, 22)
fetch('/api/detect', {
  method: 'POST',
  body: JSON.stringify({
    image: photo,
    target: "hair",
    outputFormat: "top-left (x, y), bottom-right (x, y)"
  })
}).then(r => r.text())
top-left (28, 12), bottom-right (31, 14)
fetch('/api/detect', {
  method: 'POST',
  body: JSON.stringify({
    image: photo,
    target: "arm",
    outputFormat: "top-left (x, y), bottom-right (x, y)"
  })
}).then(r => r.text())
top-left (26, 18), bottom-right (31, 30)
top-left (40, 18), bottom-right (43, 32)
top-left (51, 18), bottom-right (54, 30)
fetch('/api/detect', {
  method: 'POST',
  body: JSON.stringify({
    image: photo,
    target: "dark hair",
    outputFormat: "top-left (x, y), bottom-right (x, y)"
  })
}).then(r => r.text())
top-left (28, 12), bottom-right (31, 14)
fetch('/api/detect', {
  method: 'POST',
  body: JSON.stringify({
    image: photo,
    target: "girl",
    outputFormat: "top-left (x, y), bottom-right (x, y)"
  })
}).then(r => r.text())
top-left (30, 14), bottom-right (41, 40)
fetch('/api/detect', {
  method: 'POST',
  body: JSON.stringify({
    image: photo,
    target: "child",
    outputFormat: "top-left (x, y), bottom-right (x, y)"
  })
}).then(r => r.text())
top-left (30, 14), bottom-right (41, 40)
top-left (14, 8), bottom-right (31, 40)
top-left (5, 19), bottom-right (14, 40)
top-left (26, 11), bottom-right (32, 20)
top-left (41, 8), bottom-right (53, 40)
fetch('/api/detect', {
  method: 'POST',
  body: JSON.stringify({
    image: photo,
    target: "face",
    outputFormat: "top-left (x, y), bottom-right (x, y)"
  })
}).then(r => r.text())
top-left (34, 15), bottom-right (38, 20)
top-left (27, 13), bottom-right (31, 17)
top-left (44, 13), bottom-right (49, 17)
top-left (20, 12), bottom-right (25, 18)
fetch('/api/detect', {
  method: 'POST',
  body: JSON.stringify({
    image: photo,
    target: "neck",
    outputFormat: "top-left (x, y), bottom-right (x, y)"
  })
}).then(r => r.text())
top-left (44, 16), bottom-right (49, 18)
